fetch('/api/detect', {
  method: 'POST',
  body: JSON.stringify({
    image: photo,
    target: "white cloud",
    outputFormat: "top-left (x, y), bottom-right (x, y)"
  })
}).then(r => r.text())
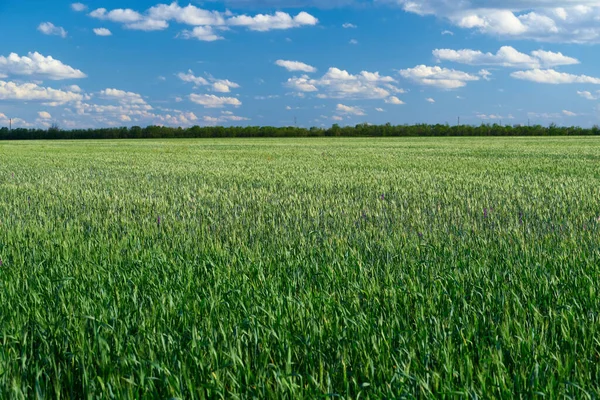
top-left (177, 70), bottom-right (209, 86)
top-left (0, 80), bottom-right (83, 104)
top-left (202, 113), bottom-right (249, 125)
top-left (71, 3), bottom-right (87, 12)
top-left (477, 113), bottom-right (513, 120)
top-left (0, 115), bottom-right (31, 128)
top-left (100, 88), bottom-right (149, 106)
top-left (332, 115), bottom-right (344, 121)
top-left (577, 90), bottom-right (600, 100)
top-left (511, 69), bottom-right (600, 84)
top-left (531, 49), bottom-right (580, 67)
top-left (189, 94), bottom-right (241, 108)
top-left (285, 75), bottom-right (319, 92)
top-left (479, 69), bottom-right (492, 80)
top-left (433, 46), bottom-right (579, 68)
top-left (275, 60), bottom-right (317, 73)
top-left (88, 5), bottom-right (318, 38)
top-left (343, 23), bottom-right (357, 28)
top-left (180, 26), bottom-right (223, 41)
top-left (527, 111), bottom-right (564, 119)
top-left (399, 65), bottom-right (480, 89)
top-left (38, 111), bottom-right (52, 119)
top-left (375, 107), bottom-right (385, 112)
top-left (89, 8), bottom-right (143, 23)
top-left (93, 28), bottom-right (112, 36)
top-left (177, 70), bottom-right (240, 92)
top-left (61, 86), bottom-right (201, 128)
top-left (147, 3), bottom-right (225, 26)
top-left (228, 11), bottom-right (318, 31)
top-left (285, 67), bottom-right (404, 99)
top-left (394, 0), bottom-right (600, 43)
top-left (38, 22), bottom-right (67, 38)
top-left (426, 97), bottom-right (436, 103)
top-left (127, 19), bottom-right (169, 31)
top-left (562, 109), bottom-right (577, 116)
top-left (336, 103), bottom-right (365, 116)
top-left (90, 7), bottom-right (168, 31)
top-left (385, 96), bottom-right (405, 104)
top-left (349, 39), bottom-right (359, 45)
top-left (254, 95), bottom-right (280, 100)
top-left (211, 79), bottom-right (240, 93)
top-left (442, 30), bottom-right (454, 35)
top-left (66, 85), bottom-right (82, 93)
top-left (0, 52), bottom-right (86, 80)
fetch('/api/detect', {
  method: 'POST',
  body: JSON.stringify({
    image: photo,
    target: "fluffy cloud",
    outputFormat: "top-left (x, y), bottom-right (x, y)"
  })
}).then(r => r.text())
top-left (342, 22), bottom-right (357, 28)
top-left (393, 0), bottom-right (600, 43)
top-left (228, 11), bottom-right (318, 31)
top-left (275, 60), bottom-right (317, 73)
top-left (433, 46), bottom-right (579, 68)
top-left (66, 85), bottom-right (83, 93)
top-left (70, 88), bottom-right (201, 127)
top-left (0, 52), bottom-right (86, 80)
top-left (147, 3), bottom-right (225, 26)
top-left (127, 19), bottom-right (169, 31)
top-left (189, 94), bottom-right (242, 108)
top-left (399, 65), bottom-right (480, 89)
top-left (426, 97), bottom-right (436, 103)
top-left (88, 4), bottom-right (318, 37)
top-left (177, 70), bottom-right (240, 92)
top-left (286, 76), bottom-right (318, 92)
top-left (511, 69), bottom-right (600, 84)
top-left (93, 28), bottom-right (112, 36)
top-left (562, 109), bottom-right (577, 116)
top-left (285, 67), bottom-right (404, 100)
top-left (38, 22), bottom-right (67, 38)
top-left (89, 8), bottom-right (143, 23)
top-left (211, 79), bottom-right (240, 93)
top-left (38, 111), bottom-right (52, 119)
top-left (0, 81), bottom-right (83, 104)
top-left (577, 90), bottom-right (600, 100)
top-left (202, 111), bottom-right (250, 125)
top-left (177, 70), bottom-right (209, 86)
top-left (385, 96), bottom-right (405, 104)
top-left (100, 88), bottom-right (150, 107)
top-left (179, 26), bottom-right (223, 41)
top-left (336, 103), bottom-right (365, 116)
top-left (89, 7), bottom-right (167, 31)
top-left (71, 3), bottom-right (87, 12)
top-left (0, 114), bottom-right (31, 128)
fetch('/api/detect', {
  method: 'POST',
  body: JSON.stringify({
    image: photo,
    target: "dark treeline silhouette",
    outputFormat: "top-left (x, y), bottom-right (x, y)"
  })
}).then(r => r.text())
top-left (1, 123), bottom-right (599, 140)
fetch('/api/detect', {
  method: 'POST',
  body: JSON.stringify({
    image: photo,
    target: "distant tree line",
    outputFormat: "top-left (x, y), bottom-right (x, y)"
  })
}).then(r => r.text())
top-left (1, 123), bottom-right (600, 140)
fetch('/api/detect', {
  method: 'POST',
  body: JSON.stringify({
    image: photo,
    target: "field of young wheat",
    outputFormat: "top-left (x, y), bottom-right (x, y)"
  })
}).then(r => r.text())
top-left (1, 137), bottom-right (599, 398)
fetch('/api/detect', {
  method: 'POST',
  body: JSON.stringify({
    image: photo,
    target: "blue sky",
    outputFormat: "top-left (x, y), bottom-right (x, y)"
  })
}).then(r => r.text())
top-left (2, 0), bottom-right (600, 129)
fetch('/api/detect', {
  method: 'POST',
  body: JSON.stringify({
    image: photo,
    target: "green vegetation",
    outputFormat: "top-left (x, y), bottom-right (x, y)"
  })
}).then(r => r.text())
top-left (1, 122), bottom-right (600, 140)
top-left (1, 137), bottom-right (599, 398)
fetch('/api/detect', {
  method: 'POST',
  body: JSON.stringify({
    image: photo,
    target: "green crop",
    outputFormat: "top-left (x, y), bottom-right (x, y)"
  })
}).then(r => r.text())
top-left (1, 137), bottom-right (599, 398)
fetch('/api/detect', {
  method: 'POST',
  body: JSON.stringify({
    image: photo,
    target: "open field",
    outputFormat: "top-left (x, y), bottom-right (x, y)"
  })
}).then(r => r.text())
top-left (1, 137), bottom-right (600, 398)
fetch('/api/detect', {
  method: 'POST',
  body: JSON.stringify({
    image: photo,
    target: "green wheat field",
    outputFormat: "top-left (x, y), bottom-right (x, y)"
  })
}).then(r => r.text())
top-left (1, 137), bottom-right (599, 398)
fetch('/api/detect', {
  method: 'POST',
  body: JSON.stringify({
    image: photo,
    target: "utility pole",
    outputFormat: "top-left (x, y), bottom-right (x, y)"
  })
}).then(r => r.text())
top-left (294, 116), bottom-right (297, 127)
top-left (9, 118), bottom-right (11, 131)
top-left (457, 116), bottom-right (460, 126)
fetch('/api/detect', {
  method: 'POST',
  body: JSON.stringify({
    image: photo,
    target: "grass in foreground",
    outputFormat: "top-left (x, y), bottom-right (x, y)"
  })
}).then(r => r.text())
top-left (1, 137), bottom-right (599, 398)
